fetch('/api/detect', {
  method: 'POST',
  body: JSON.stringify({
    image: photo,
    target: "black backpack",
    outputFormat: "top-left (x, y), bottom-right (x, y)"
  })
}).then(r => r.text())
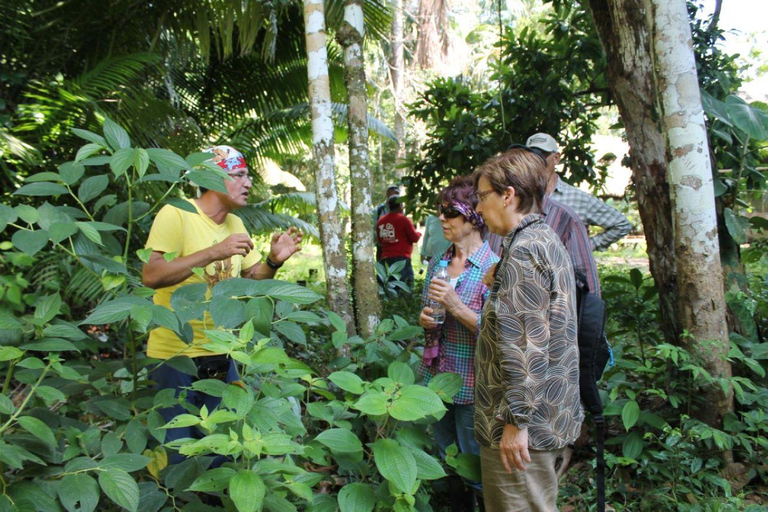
top-left (574, 271), bottom-right (613, 512)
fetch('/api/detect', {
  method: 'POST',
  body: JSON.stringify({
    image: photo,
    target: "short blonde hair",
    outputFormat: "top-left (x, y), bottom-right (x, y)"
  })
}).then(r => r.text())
top-left (472, 148), bottom-right (547, 215)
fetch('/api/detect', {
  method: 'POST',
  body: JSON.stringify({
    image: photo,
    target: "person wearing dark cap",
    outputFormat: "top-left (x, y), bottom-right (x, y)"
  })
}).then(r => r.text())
top-left (141, 145), bottom-right (302, 464)
top-left (527, 132), bottom-right (631, 251)
top-left (373, 185), bottom-right (401, 261)
top-left (376, 194), bottom-right (421, 285)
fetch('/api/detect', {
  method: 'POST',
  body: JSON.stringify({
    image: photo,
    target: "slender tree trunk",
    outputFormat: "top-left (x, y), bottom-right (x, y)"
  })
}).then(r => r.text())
top-left (337, 0), bottom-right (382, 337)
top-left (588, 0), bottom-right (680, 345)
top-left (304, 0), bottom-right (353, 327)
top-left (648, 0), bottom-right (732, 425)
top-left (390, 0), bottom-right (406, 175)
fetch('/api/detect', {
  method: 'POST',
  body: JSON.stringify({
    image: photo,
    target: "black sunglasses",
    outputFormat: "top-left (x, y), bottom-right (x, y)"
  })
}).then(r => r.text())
top-left (506, 144), bottom-right (549, 164)
top-left (437, 204), bottom-right (463, 219)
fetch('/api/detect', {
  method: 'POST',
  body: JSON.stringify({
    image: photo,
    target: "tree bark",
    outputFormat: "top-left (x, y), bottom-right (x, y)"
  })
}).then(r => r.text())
top-left (588, 0), bottom-right (680, 345)
top-left (304, 0), bottom-right (353, 328)
top-left (390, 0), bottom-right (406, 176)
top-left (648, 0), bottom-right (732, 425)
top-left (337, 0), bottom-right (382, 337)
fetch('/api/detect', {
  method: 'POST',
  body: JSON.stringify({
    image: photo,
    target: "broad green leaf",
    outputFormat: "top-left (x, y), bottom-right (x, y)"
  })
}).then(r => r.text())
top-left (246, 297), bottom-right (274, 337)
top-left (49, 222), bottom-right (79, 244)
top-left (353, 392), bottom-right (388, 416)
top-left (35, 293), bottom-right (62, 323)
top-left (21, 338), bottom-right (79, 352)
top-left (101, 432), bottom-right (123, 456)
top-left (0, 346), bottom-right (23, 361)
top-left (389, 385), bottom-right (446, 421)
top-left (125, 420), bottom-right (147, 454)
top-left (622, 400), bottom-right (640, 431)
top-left (452, 452), bottom-right (482, 482)
top-left (274, 321), bottom-right (307, 346)
top-left (17, 416), bottom-right (56, 448)
top-left (76, 143), bottom-right (106, 163)
top-left (315, 428), bottom-right (363, 453)
top-left (327, 311), bottom-right (347, 332)
top-left (35, 385), bottom-right (66, 403)
top-left (186, 169), bottom-right (228, 193)
top-left (261, 433), bottom-right (295, 455)
top-left (58, 474), bottom-right (100, 512)
top-left (428, 372), bottom-right (463, 403)
top-left (94, 399), bottom-right (133, 421)
top-left (337, 482), bottom-right (375, 512)
top-left (629, 268), bottom-right (644, 290)
top-left (103, 118), bottom-right (131, 150)
top-left (23, 172), bottom-right (60, 183)
top-left (281, 311), bottom-right (322, 324)
top-left (81, 297), bottom-right (144, 324)
top-left (164, 197), bottom-right (198, 214)
top-left (99, 469), bottom-right (139, 512)
top-left (12, 229), bottom-right (49, 256)
top-left (388, 361), bottom-right (415, 385)
top-left (13, 182), bottom-right (68, 197)
top-left (0, 395), bottom-right (16, 415)
top-left (135, 148), bottom-right (150, 177)
top-left (0, 203), bottom-right (18, 232)
top-left (146, 148), bottom-right (191, 173)
top-left (191, 379), bottom-right (228, 397)
top-left (222, 384), bottom-right (254, 416)
top-left (725, 94), bottom-right (768, 140)
top-left (110, 148), bottom-right (137, 178)
top-left (373, 439), bottom-right (416, 494)
top-left (410, 447), bottom-right (446, 480)
top-left (723, 208), bottom-right (748, 245)
top-left (328, 371), bottom-right (365, 394)
top-left (101, 454), bottom-right (150, 472)
top-left (71, 128), bottom-right (107, 146)
top-left (229, 470), bottom-right (266, 512)
top-left (214, 279), bottom-right (322, 305)
top-left (14, 204), bottom-right (38, 224)
top-left (622, 430), bottom-right (644, 460)
top-left (78, 175), bottom-right (109, 203)
top-left (700, 91), bottom-right (732, 126)
top-left (209, 295), bottom-right (246, 329)
top-left (187, 467), bottom-right (236, 492)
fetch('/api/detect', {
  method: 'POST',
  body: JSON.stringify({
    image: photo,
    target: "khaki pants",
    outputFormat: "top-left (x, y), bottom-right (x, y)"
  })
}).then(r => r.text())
top-left (480, 445), bottom-right (563, 512)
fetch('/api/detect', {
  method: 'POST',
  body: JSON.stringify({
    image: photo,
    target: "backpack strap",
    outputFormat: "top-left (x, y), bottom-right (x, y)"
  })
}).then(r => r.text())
top-left (595, 413), bottom-right (606, 512)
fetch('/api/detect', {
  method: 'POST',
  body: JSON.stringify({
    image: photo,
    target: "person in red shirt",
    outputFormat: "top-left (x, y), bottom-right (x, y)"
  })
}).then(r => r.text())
top-left (376, 194), bottom-right (421, 285)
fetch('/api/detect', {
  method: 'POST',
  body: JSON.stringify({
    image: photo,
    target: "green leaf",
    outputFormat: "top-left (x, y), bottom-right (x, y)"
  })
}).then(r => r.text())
top-left (12, 229), bottom-right (49, 256)
top-left (0, 203), bottom-right (18, 232)
top-left (164, 197), bottom-right (197, 214)
top-left (21, 338), bottom-right (79, 352)
top-left (327, 311), bottom-right (347, 332)
top-left (388, 362), bottom-right (415, 385)
top-left (25, 172), bottom-right (60, 183)
top-left (78, 175), bottom-right (109, 203)
top-left (99, 469), bottom-right (139, 512)
top-left (428, 372), bottom-right (463, 403)
top-left (146, 148), bottom-right (191, 173)
top-left (111, 148), bottom-right (137, 178)
top-left (246, 297), bottom-right (274, 337)
top-left (71, 128), bottom-right (107, 146)
top-left (76, 143), bottom-right (106, 163)
top-left (35, 385), bottom-right (66, 403)
top-left (629, 268), bottom-right (644, 290)
top-left (353, 392), bottom-right (388, 416)
top-left (35, 293), bottom-right (62, 323)
top-left (389, 385), bottom-right (446, 421)
top-left (186, 169), bottom-right (228, 193)
top-left (58, 474), bottom-right (100, 512)
top-left (213, 279), bottom-right (322, 305)
top-left (101, 454), bottom-right (150, 472)
top-left (373, 439), bottom-right (417, 494)
top-left (222, 384), bottom-right (254, 416)
top-left (187, 467), bottom-right (236, 492)
top-left (0, 394), bottom-right (16, 415)
top-left (723, 208), bottom-right (748, 245)
top-left (0, 346), bottom-right (23, 361)
top-left (338, 482), bottom-right (376, 512)
top-left (229, 470), bottom-right (266, 512)
top-left (81, 297), bottom-right (141, 325)
top-left (622, 430), bottom-right (644, 460)
top-left (75, 221), bottom-right (103, 245)
top-left (103, 118), bottom-right (131, 150)
top-left (209, 296), bottom-right (246, 329)
top-left (135, 149), bottom-right (150, 178)
top-left (125, 420), bottom-right (147, 454)
top-left (15, 204), bottom-right (38, 224)
top-left (622, 400), bottom-right (640, 431)
top-left (49, 222), bottom-right (79, 244)
top-left (13, 183), bottom-right (68, 197)
top-left (410, 447), bottom-right (446, 480)
top-left (328, 371), bottom-right (365, 394)
top-left (725, 95), bottom-right (768, 140)
top-left (315, 428), bottom-right (363, 453)
top-left (274, 321), bottom-right (307, 346)
top-left (17, 416), bottom-right (56, 448)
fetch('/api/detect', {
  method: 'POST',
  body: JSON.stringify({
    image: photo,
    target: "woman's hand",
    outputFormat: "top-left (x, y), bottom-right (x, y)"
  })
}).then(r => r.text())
top-left (499, 424), bottom-right (531, 472)
top-left (419, 307), bottom-right (437, 330)
top-left (428, 279), bottom-right (463, 314)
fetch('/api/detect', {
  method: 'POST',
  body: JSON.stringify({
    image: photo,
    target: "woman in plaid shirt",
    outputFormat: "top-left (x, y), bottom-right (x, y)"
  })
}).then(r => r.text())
top-left (419, 176), bottom-right (499, 511)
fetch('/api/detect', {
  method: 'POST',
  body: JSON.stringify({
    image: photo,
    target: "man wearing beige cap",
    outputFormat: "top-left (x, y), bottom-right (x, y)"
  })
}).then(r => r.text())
top-left (527, 133), bottom-right (631, 251)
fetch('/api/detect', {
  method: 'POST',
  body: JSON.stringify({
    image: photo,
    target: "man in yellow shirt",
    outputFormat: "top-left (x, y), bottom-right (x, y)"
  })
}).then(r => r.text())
top-left (142, 145), bottom-right (301, 462)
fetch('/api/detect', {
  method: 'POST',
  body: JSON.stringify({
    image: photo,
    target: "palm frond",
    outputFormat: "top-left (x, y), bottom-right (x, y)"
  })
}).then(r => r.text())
top-left (235, 205), bottom-right (319, 239)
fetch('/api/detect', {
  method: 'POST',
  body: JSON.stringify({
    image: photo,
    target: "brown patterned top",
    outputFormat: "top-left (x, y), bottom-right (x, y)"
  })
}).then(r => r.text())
top-left (474, 214), bottom-right (584, 450)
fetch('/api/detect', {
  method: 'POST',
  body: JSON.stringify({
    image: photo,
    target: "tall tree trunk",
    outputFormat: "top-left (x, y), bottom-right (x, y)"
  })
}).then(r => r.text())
top-left (304, 0), bottom-right (353, 327)
top-left (390, 0), bottom-right (406, 176)
top-left (587, 0), bottom-right (679, 345)
top-left (648, 0), bottom-right (732, 425)
top-left (337, 0), bottom-right (382, 337)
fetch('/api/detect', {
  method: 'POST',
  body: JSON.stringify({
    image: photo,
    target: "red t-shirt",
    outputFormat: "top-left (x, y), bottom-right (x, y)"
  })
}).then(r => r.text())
top-left (377, 213), bottom-right (422, 259)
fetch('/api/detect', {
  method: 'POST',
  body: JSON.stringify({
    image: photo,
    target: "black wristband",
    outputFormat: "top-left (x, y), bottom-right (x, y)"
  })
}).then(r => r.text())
top-left (265, 257), bottom-right (283, 270)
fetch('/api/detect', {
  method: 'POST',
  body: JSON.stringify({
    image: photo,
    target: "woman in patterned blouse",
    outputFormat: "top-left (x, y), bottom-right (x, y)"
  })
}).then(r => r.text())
top-left (418, 176), bottom-right (499, 511)
top-left (472, 149), bottom-right (583, 512)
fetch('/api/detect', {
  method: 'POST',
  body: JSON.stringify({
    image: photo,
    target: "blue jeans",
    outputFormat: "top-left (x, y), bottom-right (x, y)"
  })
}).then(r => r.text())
top-left (153, 356), bottom-right (238, 465)
top-left (433, 402), bottom-right (482, 490)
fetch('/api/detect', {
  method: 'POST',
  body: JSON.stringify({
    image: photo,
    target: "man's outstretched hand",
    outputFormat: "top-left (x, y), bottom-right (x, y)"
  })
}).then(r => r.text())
top-left (269, 227), bottom-right (303, 264)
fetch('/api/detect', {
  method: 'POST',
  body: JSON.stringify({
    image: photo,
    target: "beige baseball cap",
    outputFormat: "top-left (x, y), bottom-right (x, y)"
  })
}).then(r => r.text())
top-left (526, 133), bottom-right (559, 153)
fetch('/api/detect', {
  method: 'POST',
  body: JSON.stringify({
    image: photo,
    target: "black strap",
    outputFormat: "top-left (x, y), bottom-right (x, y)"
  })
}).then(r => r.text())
top-left (595, 414), bottom-right (606, 512)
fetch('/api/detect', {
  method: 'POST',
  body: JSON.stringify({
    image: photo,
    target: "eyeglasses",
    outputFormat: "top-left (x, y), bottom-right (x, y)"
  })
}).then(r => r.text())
top-left (228, 171), bottom-right (252, 182)
top-left (476, 189), bottom-right (497, 202)
top-left (437, 204), bottom-right (463, 219)
top-left (506, 144), bottom-right (549, 164)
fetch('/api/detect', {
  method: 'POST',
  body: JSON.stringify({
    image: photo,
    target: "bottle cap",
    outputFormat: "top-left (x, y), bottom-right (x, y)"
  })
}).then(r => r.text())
top-left (439, 260), bottom-right (449, 267)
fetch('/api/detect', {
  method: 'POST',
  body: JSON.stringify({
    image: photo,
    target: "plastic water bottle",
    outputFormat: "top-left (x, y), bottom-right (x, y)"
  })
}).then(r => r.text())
top-left (430, 261), bottom-right (450, 324)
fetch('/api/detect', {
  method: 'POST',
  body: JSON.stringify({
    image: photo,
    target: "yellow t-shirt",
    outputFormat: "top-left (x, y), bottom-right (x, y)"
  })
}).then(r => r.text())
top-left (145, 199), bottom-right (260, 359)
